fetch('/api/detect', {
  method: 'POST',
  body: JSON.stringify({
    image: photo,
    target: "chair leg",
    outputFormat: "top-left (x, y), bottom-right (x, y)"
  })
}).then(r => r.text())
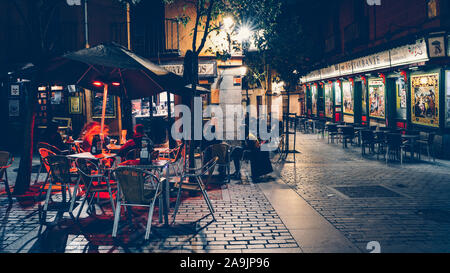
top-left (171, 178), bottom-right (184, 225)
top-left (112, 200), bottom-right (121, 238)
top-left (43, 181), bottom-right (53, 212)
top-left (107, 182), bottom-right (115, 214)
top-left (69, 178), bottom-right (81, 213)
top-left (197, 177), bottom-right (215, 220)
top-left (76, 182), bottom-right (93, 220)
top-left (144, 183), bottom-right (160, 240)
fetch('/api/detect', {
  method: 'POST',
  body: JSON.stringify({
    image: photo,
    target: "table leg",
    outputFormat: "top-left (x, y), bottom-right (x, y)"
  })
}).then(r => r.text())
top-left (163, 166), bottom-right (170, 226)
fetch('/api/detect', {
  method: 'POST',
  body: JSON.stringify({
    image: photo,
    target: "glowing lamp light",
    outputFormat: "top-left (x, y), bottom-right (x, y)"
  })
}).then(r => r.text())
top-left (93, 81), bottom-right (103, 87)
top-left (111, 82), bottom-right (121, 87)
top-left (223, 17), bottom-right (234, 30)
top-left (237, 25), bottom-right (252, 42)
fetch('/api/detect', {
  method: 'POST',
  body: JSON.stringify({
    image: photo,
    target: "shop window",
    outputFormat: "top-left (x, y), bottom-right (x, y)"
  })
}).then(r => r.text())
top-left (427, 0), bottom-right (438, 19)
top-left (368, 79), bottom-right (385, 119)
top-left (342, 82), bottom-right (354, 115)
top-left (324, 84), bottom-right (333, 118)
top-left (311, 84), bottom-right (318, 116)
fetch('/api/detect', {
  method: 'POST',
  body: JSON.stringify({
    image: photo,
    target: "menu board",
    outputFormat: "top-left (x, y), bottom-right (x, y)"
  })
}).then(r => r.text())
top-left (411, 73), bottom-right (439, 127)
top-left (311, 84), bottom-right (318, 116)
top-left (368, 79), bottom-right (385, 119)
top-left (342, 82), bottom-right (354, 115)
top-left (324, 84), bottom-right (333, 118)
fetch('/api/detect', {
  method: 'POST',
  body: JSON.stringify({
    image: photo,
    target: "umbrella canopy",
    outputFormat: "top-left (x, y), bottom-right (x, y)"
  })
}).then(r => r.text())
top-left (39, 43), bottom-right (188, 100)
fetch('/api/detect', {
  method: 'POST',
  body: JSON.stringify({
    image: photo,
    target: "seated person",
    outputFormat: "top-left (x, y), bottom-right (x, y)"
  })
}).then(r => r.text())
top-left (232, 123), bottom-right (273, 182)
top-left (118, 124), bottom-right (153, 159)
top-left (42, 121), bottom-right (66, 151)
top-left (79, 121), bottom-right (110, 152)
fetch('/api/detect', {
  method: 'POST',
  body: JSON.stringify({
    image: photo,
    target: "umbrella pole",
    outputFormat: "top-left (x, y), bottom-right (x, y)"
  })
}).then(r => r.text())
top-left (100, 83), bottom-right (109, 149)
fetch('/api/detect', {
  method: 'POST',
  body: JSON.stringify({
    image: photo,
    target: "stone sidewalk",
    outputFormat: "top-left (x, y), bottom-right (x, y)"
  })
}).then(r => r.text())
top-left (276, 131), bottom-right (450, 253)
top-left (0, 152), bottom-right (358, 253)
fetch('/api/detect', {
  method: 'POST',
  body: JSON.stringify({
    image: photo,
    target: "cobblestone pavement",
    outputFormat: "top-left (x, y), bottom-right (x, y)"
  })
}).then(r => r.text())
top-left (0, 157), bottom-right (301, 253)
top-left (276, 132), bottom-right (450, 253)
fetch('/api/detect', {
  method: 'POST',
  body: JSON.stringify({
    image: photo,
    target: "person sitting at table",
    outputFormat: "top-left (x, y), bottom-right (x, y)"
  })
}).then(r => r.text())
top-left (118, 124), bottom-right (153, 159)
top-left (42, 121), bottom-right (66, 151)
top-left (79, 121), bottom-right (110, 152)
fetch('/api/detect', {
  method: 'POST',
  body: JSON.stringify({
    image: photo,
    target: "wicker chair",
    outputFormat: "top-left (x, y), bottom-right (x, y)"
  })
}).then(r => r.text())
top-left (0, 151), bottom-right (14, 204)
top-left (172, 157), bottom-right (218, 225)
top-left (112, 167), bottom-right (163, 240)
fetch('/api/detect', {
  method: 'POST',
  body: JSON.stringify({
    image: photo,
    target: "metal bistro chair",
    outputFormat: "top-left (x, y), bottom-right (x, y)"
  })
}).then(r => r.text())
top-left (417, 132), bottom-right (436, 162)
top-left (172, 157), bottom-right (218, 225)
top-left (0, 151), bottom-right (14, 204)
top-left (341, 126), bottom-right (355, 148)
top-left (315, 120), bottom-right (326, 139)
top-left (158, 143), bottom-right (185, 177)
top-left (112, 167), bottom-right (162, 240)
top-left (202, 143), bottom-right (232, 184)
top-left (360, 130), bottom-right (375, 156)
top-left (74, 158), bottom-right (117, 219)
top-left (326, 124), bottom-right (339, 144)
top-left (40, 155), bottom-right (76, 223)
top-left (385, 133), bottom-right (405, 165)
top-left (125, 148), bottom-right (141, 160)
top-left (34, 142), bottom-right (70, 185)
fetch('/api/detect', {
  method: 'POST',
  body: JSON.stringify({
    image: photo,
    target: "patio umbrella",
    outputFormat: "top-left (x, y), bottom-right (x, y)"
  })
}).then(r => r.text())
top-left (37, 43), bottom-right (193, 145)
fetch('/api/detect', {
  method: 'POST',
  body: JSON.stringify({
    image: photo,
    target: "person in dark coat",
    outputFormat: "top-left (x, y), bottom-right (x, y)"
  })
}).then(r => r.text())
top-left (42, 122), bottom-right (66, 151)
top-left (118, 124), bottom-right (153, 159)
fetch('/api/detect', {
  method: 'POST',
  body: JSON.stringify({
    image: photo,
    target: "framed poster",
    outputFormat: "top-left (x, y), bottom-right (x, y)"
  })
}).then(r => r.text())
top-left (10, 85), bottom-right (20, 96)
top-left (334, 82), bottom-right (342, 105)
top-left (69, 96), bottom-right (82, 114)
top-left (324, 84), bottom-right (333, 118)
top-left (9, 100), bottom-right (20, 117)
top-left (342, 82), bottom-right (354, 115)
top-left (92, 92), bottom-right (116, 118)
top-left (50, 91), bottom-right (62, 104)
top-left (368, 79), bottom-right (385, 119)
top-left (311, 84), bottom-right (318, 116)
top-left (411, 73), bottom-right (439, 127)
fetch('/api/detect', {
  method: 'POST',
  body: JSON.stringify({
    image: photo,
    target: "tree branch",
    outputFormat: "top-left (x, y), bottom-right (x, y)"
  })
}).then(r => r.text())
top-left (196, 0), bottom-right (215, 55)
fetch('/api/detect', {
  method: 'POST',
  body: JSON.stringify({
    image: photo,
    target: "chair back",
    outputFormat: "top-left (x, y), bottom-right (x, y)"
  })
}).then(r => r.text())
top-left (327, 124), bottom-right (337, 133)
top-left (75, 158), bottom-right (101, 186)
top-left (38, 148), bottom-right (57, 173)
top-left (203, 143), bottom-right (231, 165)
top-left (125, 148), bottom-right (140, 160)
top-left (114, 167), bottom-right (160, 204)
top-left (386, 133), bottom-right (402, 148)
top-left (37, 142), bottom-right (62, 155)
top-left (45, 155), bottom-right (72, 185)
top-left (342, 126), bottom-right (354, 136)
top-left (361, 130), bottom-right (374, 142)
top-left (428, 132), bottom-right (435, 145)
top-left (150, 150), bottom-right (160, 161)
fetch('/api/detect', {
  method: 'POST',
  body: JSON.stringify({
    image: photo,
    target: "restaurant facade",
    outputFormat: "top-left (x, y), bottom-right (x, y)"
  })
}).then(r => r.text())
top-left (301, 34), bottom-right (450, 158)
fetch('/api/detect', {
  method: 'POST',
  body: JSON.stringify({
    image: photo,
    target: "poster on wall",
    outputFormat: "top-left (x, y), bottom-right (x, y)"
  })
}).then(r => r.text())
top-left (92, 93), bottom-right (116, 118)
top-left (334, 82), bottom-right (342, 105)
top-left (9, 100), bottom-right (20, 117)
top-left (397, 78), bottom-right (407, 109)
top-left (311, 84), bottom-right (318, 116)
top-left (411, 73), bottom-right (439, 127)
top-left (342, 82), bottom-right (354, 115)
top-left (69, 97), bottom-right (82, 114)
top-left (324, 84), bottom-right (333, 118)
top-left (368, 79), bottom-right (385, 119)
top-left (10, 85), bottom-right (20, 96)
top-left (446, 71), bottom-right (450, 128)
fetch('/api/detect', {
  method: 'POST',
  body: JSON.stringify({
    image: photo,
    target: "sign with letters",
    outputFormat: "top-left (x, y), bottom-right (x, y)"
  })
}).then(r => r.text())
top-left (161, 61), bottom-right (217, 78)
top-left (390, 39), bottom-right (429, 66)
